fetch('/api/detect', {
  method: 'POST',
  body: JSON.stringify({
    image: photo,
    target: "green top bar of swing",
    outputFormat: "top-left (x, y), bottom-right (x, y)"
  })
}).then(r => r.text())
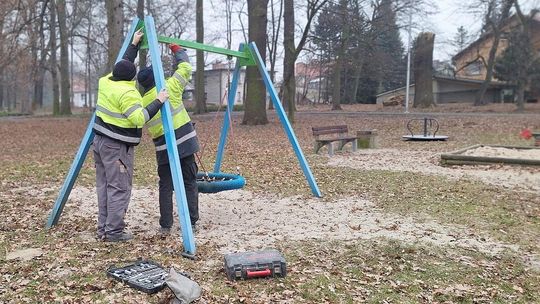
top-left (139, 34), bottom-right (256, 66)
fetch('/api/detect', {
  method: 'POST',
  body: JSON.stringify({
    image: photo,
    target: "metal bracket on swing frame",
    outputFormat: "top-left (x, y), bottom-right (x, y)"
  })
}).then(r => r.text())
top-left (45, 16), bottom-right (322, 259)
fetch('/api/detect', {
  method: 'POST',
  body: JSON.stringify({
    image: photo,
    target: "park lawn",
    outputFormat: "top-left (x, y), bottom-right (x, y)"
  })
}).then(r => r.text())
top-left (0, 112), bottom-right (539, 302)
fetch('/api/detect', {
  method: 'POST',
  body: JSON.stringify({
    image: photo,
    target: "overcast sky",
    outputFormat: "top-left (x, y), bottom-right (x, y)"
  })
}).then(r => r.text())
top-left (194, 0), bottom-right (540, 72)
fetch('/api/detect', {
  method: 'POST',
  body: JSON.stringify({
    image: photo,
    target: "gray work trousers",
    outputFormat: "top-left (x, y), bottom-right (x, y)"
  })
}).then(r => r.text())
top-left (93, 134), bottom-right (134, 238)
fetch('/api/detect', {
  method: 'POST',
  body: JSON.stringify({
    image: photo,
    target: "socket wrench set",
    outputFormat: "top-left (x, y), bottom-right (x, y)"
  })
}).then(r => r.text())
top-left (107, 260), bottom-right (170, 294)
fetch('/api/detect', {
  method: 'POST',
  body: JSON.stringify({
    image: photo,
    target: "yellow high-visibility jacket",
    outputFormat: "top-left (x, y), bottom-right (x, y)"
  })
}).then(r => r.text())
top-left (141, 62), bottom-right (199, 163)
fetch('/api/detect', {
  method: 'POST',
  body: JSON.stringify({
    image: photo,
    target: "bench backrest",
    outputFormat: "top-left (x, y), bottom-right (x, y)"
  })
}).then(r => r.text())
top-left (312, 125), bottom-right (348, 137)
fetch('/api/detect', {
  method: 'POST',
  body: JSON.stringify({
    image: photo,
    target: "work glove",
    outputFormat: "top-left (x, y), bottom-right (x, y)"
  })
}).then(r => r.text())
top-left (169, 43), bottom-right (183, 53)
top-left (170, 43), bottom-right (190, 65)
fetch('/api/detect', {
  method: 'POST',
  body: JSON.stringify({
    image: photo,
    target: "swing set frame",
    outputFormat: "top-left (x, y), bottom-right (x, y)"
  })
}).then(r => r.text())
top-left (46, 16), bottom-right (321, 257)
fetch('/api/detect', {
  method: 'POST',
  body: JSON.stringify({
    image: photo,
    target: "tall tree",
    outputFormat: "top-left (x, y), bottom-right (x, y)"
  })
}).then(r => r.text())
top-left (282, 0), bottom-right (295, 117)
top-left (281, 0), bottom-right (329, 120)
top-left (50, 0), bottom-right (60, 115)
top-left (195, 0), bottom-right (207, 114)
top-left (474, 0), bottom-right (514, 105)
top-left (34, 0), bottom-right (49, 110)
top-left (267, 0), bottom-right (283, 110)
top-left (371, 0), bottom-right (406, 94)
top-left (243, 0), bottom-right (269, 125)
top-left (106, 0), bottom-right (124, 70)
top-left (57, 0), bottom-right (71, 115)
top-left (452, 25), bottom-right (471, 54)
top-left (413, 32), bottom-right (435, 108)
top-left (137, 0), bottom-right (147, 73)
top-left (494, 7), bottom-right (540, 111)
top-left (331, 0), bottom-right (350, 110)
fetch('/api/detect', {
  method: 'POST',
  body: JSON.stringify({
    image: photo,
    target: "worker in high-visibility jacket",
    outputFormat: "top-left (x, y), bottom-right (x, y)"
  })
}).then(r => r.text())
top-left (137, 43), bottom-right (200, 235)
top-left (93, 29), bottom-right (169, 242)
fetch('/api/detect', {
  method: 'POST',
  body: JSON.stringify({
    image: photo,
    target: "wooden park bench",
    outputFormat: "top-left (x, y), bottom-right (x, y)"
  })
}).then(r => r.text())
top-left (312, 125), bottom-right (358, 156)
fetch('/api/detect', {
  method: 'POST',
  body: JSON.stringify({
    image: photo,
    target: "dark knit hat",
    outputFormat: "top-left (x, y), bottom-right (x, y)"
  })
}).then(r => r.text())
top-left (113, 59), bottom-right (137, 81)
top-left (137, 66), bottom-right (155, 90)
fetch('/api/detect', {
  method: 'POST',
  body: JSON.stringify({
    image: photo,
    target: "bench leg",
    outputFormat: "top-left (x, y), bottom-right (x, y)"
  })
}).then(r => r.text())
top-left (314, 142), bottom-right (320, 154)
top-left (328, 143), bottom-right (334, 156)
top-left (352, 139), bottom-right (357, 152)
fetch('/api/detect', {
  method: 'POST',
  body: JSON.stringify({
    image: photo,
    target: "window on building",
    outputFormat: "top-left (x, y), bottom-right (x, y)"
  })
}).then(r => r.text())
top-left (464, 61), bottom-right (483, 76)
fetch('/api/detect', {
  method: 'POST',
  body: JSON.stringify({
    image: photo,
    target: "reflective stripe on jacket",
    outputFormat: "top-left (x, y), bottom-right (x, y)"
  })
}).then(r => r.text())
top-left (94, 73), bottom-right (148, 145)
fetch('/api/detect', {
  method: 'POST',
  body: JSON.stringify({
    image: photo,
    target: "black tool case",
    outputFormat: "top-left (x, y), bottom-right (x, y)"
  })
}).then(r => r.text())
top-left (107, 260), bottom-right (169, 294)
top-left (224, 249), bottom-right (287, 281)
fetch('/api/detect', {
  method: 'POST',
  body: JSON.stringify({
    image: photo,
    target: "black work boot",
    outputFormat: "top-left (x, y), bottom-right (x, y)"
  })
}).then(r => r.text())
top-left (104, 232), bottom-right (133, 242)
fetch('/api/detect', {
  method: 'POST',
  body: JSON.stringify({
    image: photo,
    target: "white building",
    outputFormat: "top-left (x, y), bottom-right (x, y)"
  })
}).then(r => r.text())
top-left (187, 62), bottom-right (247, 105)
top-left (72, 77), bottom-right (95, 108)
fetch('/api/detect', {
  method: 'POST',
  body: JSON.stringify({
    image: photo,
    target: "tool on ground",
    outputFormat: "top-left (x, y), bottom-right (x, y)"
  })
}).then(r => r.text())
top-left (107, 259), bottom-right (189, 294)
top-left (224, 249), bottom-right (287, 281)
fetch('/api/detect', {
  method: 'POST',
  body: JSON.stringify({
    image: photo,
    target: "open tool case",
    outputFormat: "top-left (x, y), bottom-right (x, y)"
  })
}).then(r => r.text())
top-left (107, 260), bottom-right (169, 294)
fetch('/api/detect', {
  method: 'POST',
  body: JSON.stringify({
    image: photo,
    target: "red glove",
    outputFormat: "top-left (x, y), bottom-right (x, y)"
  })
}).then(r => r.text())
top-left (170, 44), bottom-right (182, 53)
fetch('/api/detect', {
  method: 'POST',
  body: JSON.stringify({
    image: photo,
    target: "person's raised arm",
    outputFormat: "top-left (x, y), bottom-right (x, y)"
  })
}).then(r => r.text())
top-left (123, 29), bottom-right (144, 63)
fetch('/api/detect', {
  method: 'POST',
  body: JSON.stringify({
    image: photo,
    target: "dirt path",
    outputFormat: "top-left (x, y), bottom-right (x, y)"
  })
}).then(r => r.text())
top-left (64, 187), bottom-right (522, 259)
top-left (327, 149), bottom-right (540, 194)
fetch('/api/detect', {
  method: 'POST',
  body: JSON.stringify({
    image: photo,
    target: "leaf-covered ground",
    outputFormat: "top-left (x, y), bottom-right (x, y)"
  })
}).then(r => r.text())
top-left (1, 105), bottom-right (539, 303)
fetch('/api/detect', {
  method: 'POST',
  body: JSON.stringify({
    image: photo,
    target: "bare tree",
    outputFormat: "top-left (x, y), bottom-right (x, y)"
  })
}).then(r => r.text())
top-left (195, 0), bottom-right (207, 114)
top-left (267, 0), bottom-right (283, 110)
top-left (106, 0), bottom-right (124, 70)
top-left (57, 0), bottom-right (71, 114)
top-left (282, 0), bottom-right (329, 119)
top-left (243, 0), bottom-right (269, 125)
top-left (50, 0), bottom-right (60, 115)
top-left (474, 0), bottom-right (514, 105)
top-left (137, 0), bottom-right (147, 73)
top-left (331, 0), bottom-right (350, 110)
top-left (413, 32), bottom-right (435, 108)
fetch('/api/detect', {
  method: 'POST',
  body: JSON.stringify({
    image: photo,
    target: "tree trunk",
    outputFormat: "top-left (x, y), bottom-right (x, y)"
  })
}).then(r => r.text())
top-left (195, 0), bottom-right (206, 114)
top-left (0, 15), bottom-right (3, 110)
top-left (137, 0), bottom-right (147, 77)
top-left (34, 11), bottom-right (47, 110)
top-left (57, 0), bottom-right (71, 115)
top-left (0, 74), bottom-right (3, 110)
top-left (106, 0), bottom-right (124, 70)
top-left (282, 0), bottom-right (295, 122)
top-left (474, 31), bottom-right (500, 106)
top-left (516, 81), bottom-right (525, 112)
top-left (267, 0), bottom-right (283, 110)
top-left (85, 10), bottom-right (92, 108)
top-left (50, 0), bottom-right (60, 115)
top-left (243, 0), bottom-right (269, 125)
top-left (413, 32), bottom-right (435, 108)
top-left (331, 0), bottom-right (349, 111)
top-left (475, 0), bottom-right (513, 105)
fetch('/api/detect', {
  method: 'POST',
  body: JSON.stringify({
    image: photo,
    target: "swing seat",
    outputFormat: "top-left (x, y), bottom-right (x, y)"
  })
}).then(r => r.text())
top-left (196, 172), bottom-right (246, 193)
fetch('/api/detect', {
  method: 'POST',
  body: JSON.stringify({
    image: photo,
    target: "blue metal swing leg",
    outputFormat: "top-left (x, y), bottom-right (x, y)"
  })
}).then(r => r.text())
top-left (214, 44), bottom-right (244, 173)
top-left (248, 42), bottom-right (322, 198)
top-left (145, 16), bottom-right (196, 255)
top-left (46, 18), bottom-right (141, 228)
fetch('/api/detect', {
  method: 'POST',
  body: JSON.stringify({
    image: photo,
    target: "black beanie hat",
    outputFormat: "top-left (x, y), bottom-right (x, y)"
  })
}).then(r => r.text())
top-left (137, 66), bottom-right (155, 90)
top-left (113, 59), bottom-right (137, 81)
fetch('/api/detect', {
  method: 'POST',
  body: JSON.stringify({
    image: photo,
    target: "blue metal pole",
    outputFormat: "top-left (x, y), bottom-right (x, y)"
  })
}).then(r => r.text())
top-left (145, 16), bottom-right (196, 255)
top-left (46, 18), bottom-right (141, 228)
top-left (214, 44), bottom-right (243, 173)
top-left (248, 42), bottom-right (322, 198)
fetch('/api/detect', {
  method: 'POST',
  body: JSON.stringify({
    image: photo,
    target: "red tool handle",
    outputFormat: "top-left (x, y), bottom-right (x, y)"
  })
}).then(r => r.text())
top-left (246, 269), bottom-right (271, 278)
